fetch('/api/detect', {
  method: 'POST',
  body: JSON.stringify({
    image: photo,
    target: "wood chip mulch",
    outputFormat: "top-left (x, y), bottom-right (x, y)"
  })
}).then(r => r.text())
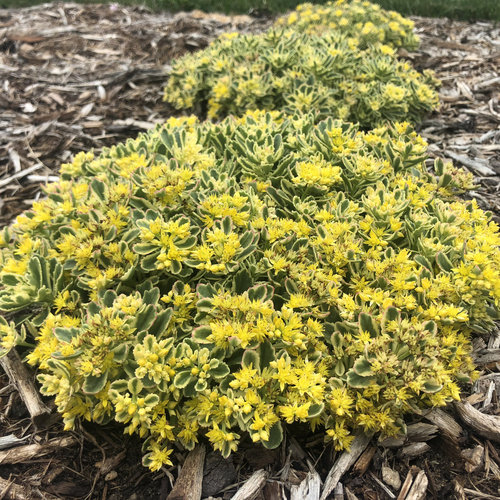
top-left (413, 16), bottom-right (500, 220)
top-left (0, 3), bottom-right (499, 500)
top-left (0, 2), bottom-right (271, 226)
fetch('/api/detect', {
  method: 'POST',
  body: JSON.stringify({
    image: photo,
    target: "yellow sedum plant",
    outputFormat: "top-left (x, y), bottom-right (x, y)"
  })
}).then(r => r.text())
top-left (164, 28), bottom-right (438, 126)
top-left (276, 0), bottom-right (420, 50)
top-left (0, 112), bottom-right (498, 470)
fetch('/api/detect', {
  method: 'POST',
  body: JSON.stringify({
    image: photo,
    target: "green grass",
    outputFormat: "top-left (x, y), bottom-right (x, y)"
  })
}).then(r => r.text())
top-left (1, 0), bottom-right (499, 22)
top-left (376, 0), bottom-right (499, 21)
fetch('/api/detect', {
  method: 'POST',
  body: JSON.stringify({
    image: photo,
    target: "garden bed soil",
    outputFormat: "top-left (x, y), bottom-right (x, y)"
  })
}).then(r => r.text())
top-left (0, 3), bottom-right (499, 499)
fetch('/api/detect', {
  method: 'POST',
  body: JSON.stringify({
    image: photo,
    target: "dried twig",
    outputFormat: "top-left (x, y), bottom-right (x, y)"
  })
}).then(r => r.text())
top-left (463, 488), bottom-right (500, 499)
top-left (0, 435), bottom-right (29, 451)
top-left (455, 402), bottom-right (500, 443)
top-left (0, 349), bottom-right (51, 427)
top-left (0, 435), bottom-right (77, 464)
top-left (0, 163), bottom-right (44, 189)
top-left (397, 469), bottom-right (415, 500)
top-left (333, 483), bottom-right (344, 500)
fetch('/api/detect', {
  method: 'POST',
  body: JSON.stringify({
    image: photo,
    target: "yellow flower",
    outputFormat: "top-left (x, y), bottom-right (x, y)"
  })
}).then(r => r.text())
top-left (206, 424), bottom-right (239, 455)
top-left (326, 422), bottom-right (354, 451)
top-left (212, 79), bottom-right (231, 101)
top-left (0, 322), bottom-right (18, 353)
top-left (1, 257), bottom-right (28, 275)
top-left (54, 291), bottom-right (77, 313)
top-left (279, 402), bottom-right (311, 424)
top-left (330, 388), bottom-right (354, 417)
top-left (146, 444), bottom-right (173, 471)
top-left (150, 417), bottom-right (175, 441)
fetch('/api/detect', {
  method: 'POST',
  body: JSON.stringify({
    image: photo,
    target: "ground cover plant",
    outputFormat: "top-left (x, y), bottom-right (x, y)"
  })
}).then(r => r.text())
top-left (275, 0), bottom-right (420, 50)
top-left (164, 29), bottom-right (439, 125)
top-left (164, 1), bottom-right (439, 125)
top-left (1, 111), bottom-right (499, 471)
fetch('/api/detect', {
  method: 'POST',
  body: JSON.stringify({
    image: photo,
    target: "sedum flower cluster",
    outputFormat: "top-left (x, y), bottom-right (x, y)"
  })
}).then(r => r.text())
top-left (276, 0), bottom-right (420, 50)
top-left (1, 112), bottom-right (498, 470)
top-left (164, 2), bottom-right (438, 125)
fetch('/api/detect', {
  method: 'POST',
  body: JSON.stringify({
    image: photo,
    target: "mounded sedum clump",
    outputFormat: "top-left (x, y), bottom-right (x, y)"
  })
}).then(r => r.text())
top-left (164, 30), bottom-right (439, 125)
top-left (1, 112), bottom-right (499, 470)
top-left (276, 0), bottom-right (420, 50)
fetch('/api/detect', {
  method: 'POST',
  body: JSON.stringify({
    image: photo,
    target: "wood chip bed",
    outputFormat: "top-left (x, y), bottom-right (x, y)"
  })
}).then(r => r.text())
top-left (0, 2), bottom-right (271, 225)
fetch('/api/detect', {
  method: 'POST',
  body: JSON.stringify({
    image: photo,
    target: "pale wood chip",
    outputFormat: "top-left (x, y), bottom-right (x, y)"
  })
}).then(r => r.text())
top-left (230, 469), bottom-right (268, 500)
top-left (290, 470), bottom-right (321, 500)
top-left (320, 432), bottom-right (373, 500)
top-left (0, 436), bottom-right (77, 464)
top-left (167, 445), bottom-right (205, 500)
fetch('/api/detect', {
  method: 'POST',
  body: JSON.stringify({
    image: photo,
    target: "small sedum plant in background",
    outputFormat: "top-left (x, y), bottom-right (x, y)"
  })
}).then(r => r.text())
top-left (164, 0), bottom-right (436, 126)
top-left (164, 29), bottom-right (439, 125)
top-left (276, 0), bottom-right (420, 50)
top-left (1, 112), bottom-right (498, 470)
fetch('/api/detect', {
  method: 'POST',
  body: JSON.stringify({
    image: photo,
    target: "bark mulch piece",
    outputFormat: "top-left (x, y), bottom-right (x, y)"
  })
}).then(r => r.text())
top-left (0, 3), bottom-right (500, 500)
